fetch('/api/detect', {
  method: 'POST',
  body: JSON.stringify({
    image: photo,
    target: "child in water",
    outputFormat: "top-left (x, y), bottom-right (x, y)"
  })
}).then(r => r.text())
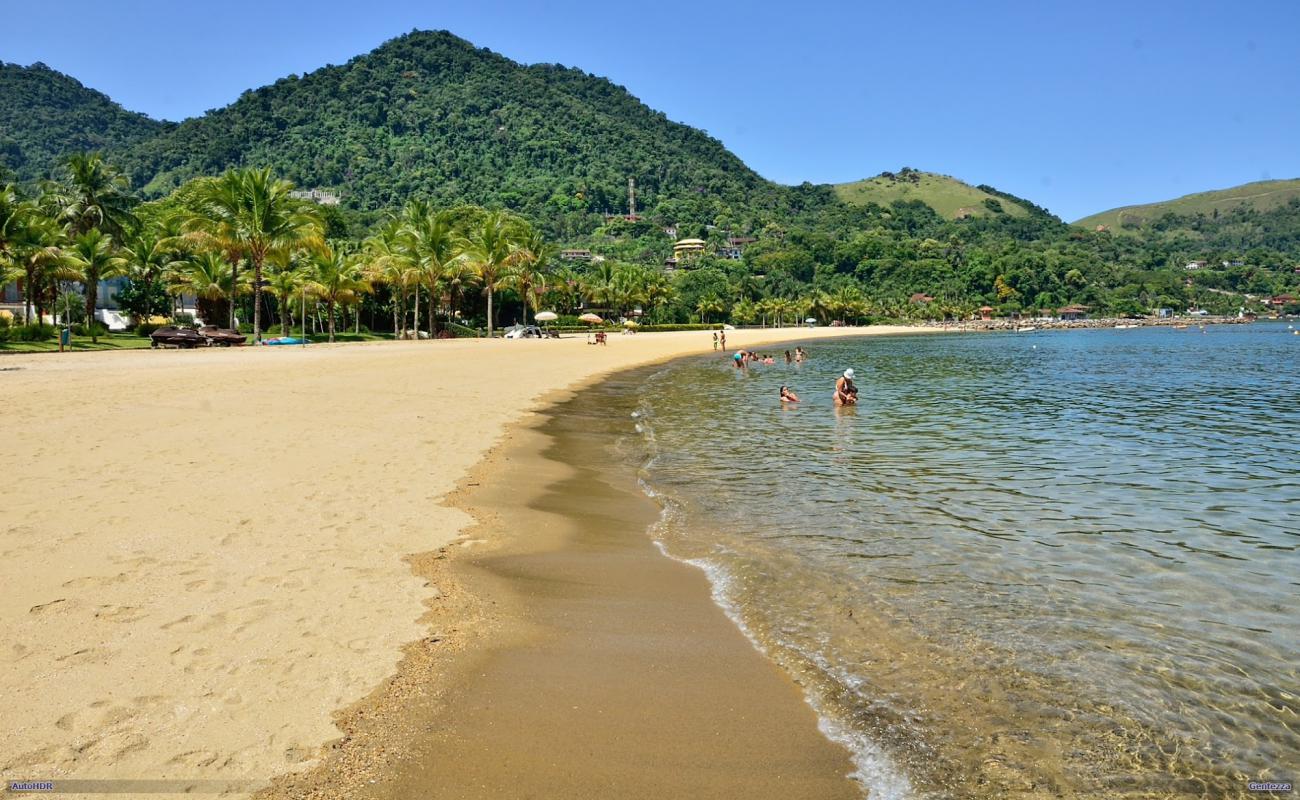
top-left (780, 385), bottom-right (800, 403)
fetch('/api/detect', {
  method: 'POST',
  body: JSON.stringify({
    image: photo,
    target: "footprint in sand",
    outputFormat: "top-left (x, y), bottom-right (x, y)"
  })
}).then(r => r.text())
top-left (94, 605), bottom-right (147, 623)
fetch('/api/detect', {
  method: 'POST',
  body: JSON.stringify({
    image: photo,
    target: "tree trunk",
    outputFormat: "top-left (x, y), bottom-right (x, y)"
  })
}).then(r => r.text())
top-left (487, 287), bottom-right (494, 337)
top-left (84, 269), bottom-right (99, 342)
top-left (328, 299), bottom-right (336, 343)
top-left (252, 256), bottom-right (263, 342)
top-left (413, 287), bottom-right (420, 341)
top-left (229, 263), bottom-right (238, 329)
top-left (392, 293), bottom-right (400, 340)
top-left (282, 297), bottom-right (292, 336)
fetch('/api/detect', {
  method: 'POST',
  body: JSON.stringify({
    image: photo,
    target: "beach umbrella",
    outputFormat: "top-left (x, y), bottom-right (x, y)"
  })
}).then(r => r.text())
top-left (579, 313), bottom-right (603, 324)
top-left (623, 319), bottom-right (639, 328)
top-left (535, 311), bottom-right (558, 322)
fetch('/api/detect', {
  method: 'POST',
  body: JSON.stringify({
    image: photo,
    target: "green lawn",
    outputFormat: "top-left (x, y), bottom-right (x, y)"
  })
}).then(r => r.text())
top-left (0, 332), bottom-right (155, 354)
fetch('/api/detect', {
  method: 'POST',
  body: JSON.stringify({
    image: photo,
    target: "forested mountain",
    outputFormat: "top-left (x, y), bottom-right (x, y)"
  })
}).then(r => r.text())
top-left (0, 62), bottom-right (169, 183)
top-left (103, 30), bottom-right (809, 222)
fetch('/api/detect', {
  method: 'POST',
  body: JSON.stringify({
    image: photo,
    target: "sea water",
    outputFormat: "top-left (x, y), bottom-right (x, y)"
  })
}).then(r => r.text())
top-left (624, 323), bottom-right (1298, 798)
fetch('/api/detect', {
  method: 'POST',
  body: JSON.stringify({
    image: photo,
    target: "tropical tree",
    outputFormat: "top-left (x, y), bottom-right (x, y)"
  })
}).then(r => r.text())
top-left (504, 224), bottom-right (554, 324)
top-left (461, 210), bottom-right (519, 336)
top-left (439, 257), bottom-right (479, 331)
top-left (695, 293), bottom-right (725, 324)
top-left (60, 153), bottom-right (136, 237)
top-left (119, 223), bottom-right (184, 321)
top-left (63, 229), bottom-right (126, 340)
top-left (9, 211), bottom-right (65, 323)
top-left (170, 251), bottom-right (244, 327)
top-left (362, 218), bottom-right (420, 339)
top-left (304, 246), bottom-right (370, 342)
top-left (186, 168), bottom-right (322, 341)
top-left (402, 201), bottom-right (459, 336)
top-left (264, 251), bottom-right (308, 335)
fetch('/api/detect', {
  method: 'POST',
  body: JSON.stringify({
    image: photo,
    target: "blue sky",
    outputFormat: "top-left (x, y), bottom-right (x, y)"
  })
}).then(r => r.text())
top-left (3, 0), bottom-right (1297, 220)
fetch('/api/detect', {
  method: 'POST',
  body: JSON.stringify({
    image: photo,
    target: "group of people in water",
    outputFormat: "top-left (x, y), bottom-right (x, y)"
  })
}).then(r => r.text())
top-left (713, 333), bottom-right (857, 407)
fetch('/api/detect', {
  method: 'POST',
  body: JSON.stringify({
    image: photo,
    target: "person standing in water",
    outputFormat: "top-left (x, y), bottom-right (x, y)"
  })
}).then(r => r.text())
top-left (780, 385), bottom-right (800, 403)
top-left (720, 331), bottom-right (727, 351)
top-left (834, 368), bottom-right (858, 406)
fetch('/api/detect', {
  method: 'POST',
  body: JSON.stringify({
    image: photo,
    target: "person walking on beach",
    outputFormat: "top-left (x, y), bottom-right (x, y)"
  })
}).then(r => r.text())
top-left (720, 331), bottom-right (727, 351)
top-left (713, 332), bottom-right (719, 351)
top-left (834, 368), bottom-right (858, 406)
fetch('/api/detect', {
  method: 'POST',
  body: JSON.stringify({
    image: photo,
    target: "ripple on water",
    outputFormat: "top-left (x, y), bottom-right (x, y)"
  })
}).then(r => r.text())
top-left (628, 324), bottom-right (1299, 799)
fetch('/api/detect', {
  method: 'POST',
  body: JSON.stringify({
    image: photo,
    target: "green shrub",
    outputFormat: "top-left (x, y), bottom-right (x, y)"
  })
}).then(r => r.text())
top-left (72, 322), bottom-right (109, 338)
top-left (8, 323), bottom-right (57, 342)
top-left (136, 322), bottom-right (165, 337)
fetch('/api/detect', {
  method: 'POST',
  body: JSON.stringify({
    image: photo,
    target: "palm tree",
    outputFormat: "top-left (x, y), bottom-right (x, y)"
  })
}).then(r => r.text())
top-left (265, 251), bottom-right (308, 335)
top-left (402, 202), bottom-right (459, 337)
top-left (170, 251), bottom-right (244, 326)
top-left (304, 246), bottom-right (370, 342)
top-left (362, 218), bottom-right (418, 339)
top-left (10, 213), bottom-right (65, 324)
top-left (60, 153), bottom-right (136, 237)
top-left (63, 229), bottom-right (126, 341)
top-left (504, 225), bottom-right (554, 324)
top-left (440, 257), bottom-right (479, 331)
top-left (695, 294), bottom-right (725, 324)
top-left (120, 222), bottom-right (185, 322)
top-left (186, 168), bottom-right (323, 342)
top-left (461, 210), bottom-right (519, 336)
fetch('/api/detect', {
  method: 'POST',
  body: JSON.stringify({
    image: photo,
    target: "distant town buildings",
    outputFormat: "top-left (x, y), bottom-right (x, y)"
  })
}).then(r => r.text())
top-left (1058, 305), bottom-right (1090, 320)
top-left (290, 188), bottom-right (342, 206)
top-left (673, 238), bottom-right (706, 260)
top-left (559, 249), bottom-right (593, 261)
top-left (1184, 260), bottom-right (1207, 271)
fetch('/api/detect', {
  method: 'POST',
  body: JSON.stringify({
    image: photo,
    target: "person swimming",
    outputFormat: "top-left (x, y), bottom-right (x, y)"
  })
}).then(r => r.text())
top-left (780, 385), bottom-right (800, 403)
top-left (834, 368), bottom-right (858, 406)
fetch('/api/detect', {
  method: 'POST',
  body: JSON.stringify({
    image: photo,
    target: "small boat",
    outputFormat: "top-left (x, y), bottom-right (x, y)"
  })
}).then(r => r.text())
top-left (1115, 324), bottom-right (1139, 329)
top-left (1015, 326), bottom-right (1037, 332)
top-left (1172, 324), bottom-right (1189, 329)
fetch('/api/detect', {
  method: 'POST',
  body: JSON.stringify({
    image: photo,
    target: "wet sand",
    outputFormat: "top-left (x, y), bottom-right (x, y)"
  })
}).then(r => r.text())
top-left (262, 371), bottom-right (860, 799)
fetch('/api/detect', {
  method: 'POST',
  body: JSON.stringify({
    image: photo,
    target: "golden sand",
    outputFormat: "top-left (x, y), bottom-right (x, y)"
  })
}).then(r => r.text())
top-left (0, 327), bottom-right (920, 795)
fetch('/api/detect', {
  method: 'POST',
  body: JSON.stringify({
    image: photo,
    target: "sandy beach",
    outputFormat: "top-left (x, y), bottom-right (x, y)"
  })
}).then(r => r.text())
top-left (1, 326), bottom-right (921, 796)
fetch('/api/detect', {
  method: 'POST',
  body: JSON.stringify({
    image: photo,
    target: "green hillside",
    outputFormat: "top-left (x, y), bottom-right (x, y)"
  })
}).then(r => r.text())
top-left (102, 30), bottom-right (792, 217)
top-left (0, 62), bottom-right (169, 182)
top-left (834, 169), bottom-right (1030, 219)
top-left (1075, 179), bottom-right (1300, 231)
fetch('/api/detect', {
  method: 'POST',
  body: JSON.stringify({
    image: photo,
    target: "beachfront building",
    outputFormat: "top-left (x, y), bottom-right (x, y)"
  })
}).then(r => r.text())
top-left (979, 305), bottom-right (995, 320)
top-left (1184, 260), bottom-right (1207, 271)
top-left (673, 238), bottom-right (707, 261)
top-left (1058, 305), bottom-right (1090, 321)
top-left (559, 249), bottom-right (593, 261)
top-left (909, 293), bottom-right (934, 304)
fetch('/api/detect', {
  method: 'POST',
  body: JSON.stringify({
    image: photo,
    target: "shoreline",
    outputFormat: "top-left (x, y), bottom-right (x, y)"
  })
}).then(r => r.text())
top-left (260, 370), bottom-right (862, 798)
top-left (0, 326), bottom-right (928, 797)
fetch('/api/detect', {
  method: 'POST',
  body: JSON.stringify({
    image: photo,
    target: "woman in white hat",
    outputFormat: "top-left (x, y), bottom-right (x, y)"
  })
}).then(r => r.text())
top-left (834, 368), bottom-right (858, 406)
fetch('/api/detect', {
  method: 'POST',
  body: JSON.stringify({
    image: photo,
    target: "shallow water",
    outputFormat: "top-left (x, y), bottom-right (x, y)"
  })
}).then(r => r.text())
top-left (625, 324), bottom-right (1299, 799)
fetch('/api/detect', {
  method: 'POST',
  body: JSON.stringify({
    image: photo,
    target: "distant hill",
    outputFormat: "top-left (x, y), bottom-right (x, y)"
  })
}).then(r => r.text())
top-left (833, 169), bottom-right (1032, 219)
top-left (1075, 179), bottom-right (1300, 231)
top-left (101, 30), bottom-right (792, 216)
top-left (0, 62), bottom-right (169, 183)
